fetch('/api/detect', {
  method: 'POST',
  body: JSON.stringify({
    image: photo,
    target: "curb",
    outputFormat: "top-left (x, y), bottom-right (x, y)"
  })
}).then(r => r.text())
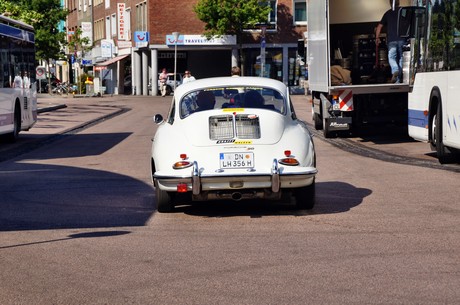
top-left (37, 104), bottom-right (67, 114)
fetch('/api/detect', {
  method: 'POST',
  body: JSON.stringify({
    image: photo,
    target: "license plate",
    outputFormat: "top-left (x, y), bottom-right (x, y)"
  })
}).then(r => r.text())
top-left (219, 152), bottom-right (254, 169)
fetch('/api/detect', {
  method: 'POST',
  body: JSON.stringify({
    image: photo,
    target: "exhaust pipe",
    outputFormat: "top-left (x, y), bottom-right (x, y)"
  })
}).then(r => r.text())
top-left (231, 192), bottom-right (243, 201)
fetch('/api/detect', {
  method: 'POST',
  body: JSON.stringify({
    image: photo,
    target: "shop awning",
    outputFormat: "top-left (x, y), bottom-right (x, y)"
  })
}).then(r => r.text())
top-left (95, 54), bottom-right (129, 66)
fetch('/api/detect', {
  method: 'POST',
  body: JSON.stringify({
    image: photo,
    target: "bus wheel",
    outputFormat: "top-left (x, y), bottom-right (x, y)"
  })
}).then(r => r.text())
top-left (434, 103), bottom-right (453, 164)
top-left (6, 103), bottom-right (21, 143)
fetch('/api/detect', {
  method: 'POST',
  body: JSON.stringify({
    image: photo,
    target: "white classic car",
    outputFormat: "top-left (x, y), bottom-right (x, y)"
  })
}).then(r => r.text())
top-left (151, 76), bottom-right (317, 212)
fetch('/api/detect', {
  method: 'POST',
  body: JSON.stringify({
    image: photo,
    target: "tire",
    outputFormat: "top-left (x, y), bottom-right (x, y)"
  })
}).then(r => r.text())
top-left (155, 180), bottom-right (175, 212)
top-left (6, 103), bottom-right (21, 143)
top-left (165, 86), bottom-right (172, 96)
top-left (434, 103), bottom-right (453, 164)
top-left (294, 181), bottom-right (316, 210)
top-left (313, 112), bottom-right (323, 130)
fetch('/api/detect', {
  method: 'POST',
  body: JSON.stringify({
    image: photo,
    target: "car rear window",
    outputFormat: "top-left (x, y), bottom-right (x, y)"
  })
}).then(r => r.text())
top-left (180, 86), bottom-right (286, 118)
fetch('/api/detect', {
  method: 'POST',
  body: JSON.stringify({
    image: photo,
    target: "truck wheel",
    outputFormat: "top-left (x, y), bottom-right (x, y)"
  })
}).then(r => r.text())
top-left (155, 181), bottom-right (175, 212)
top-left (294, 181), bottom-right (315, 210)
top-left (165, 86), bottom-right (172, 96)
top-left (434, 103), bottom-right (453, 164)
top-left (313, 113), bottom-right (323, 130)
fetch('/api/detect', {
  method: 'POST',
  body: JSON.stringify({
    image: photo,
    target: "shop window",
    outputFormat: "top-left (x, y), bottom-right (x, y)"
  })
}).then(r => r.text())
top-left (244, 48), bottom-right (283, 81)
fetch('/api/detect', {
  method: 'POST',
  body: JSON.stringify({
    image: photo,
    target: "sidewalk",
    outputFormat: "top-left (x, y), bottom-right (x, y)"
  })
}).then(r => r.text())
top-left (34, 93), bottom-right (126, 136)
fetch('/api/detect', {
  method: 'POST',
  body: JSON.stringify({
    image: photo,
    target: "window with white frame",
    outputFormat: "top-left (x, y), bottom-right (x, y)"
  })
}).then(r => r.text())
top-left (247, 1), bottom-right (277, 31)
top-left (125, 8), bottom-right (132, 40)
top-left (293, 0), bottom-right (307, 25)
top-left (105, 16), bottom-right (110, 39)
top-left (267, 0), bottom-right (277, 27)
top-left (111, 14), bottom-right (116, 37)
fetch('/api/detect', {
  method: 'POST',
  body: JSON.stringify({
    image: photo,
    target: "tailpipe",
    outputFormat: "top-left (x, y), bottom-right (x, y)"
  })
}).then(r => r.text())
top-left (231, 192), bottom-right (243, 201)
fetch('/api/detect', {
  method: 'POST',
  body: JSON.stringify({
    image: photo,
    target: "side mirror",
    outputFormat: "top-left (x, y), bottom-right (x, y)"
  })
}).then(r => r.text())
top-left (153, 114), bottom-right (164, 124)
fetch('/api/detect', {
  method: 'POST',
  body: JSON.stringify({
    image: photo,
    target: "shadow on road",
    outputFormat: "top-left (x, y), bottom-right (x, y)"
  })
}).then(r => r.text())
top-left (0, 162), bottom-right (155, 232)
top-left (0, 133), bottom-right (132, 162)
top-left (175, 181), bottom-right (370, 217)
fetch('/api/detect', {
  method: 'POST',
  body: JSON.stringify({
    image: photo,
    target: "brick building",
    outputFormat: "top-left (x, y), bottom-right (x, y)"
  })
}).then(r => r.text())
top-left (64, 0), bottom-right (307, 95)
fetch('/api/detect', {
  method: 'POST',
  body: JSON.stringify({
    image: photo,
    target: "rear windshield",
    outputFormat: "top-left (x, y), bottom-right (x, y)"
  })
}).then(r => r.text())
top-left (180, 86), bottom-right (286, 118)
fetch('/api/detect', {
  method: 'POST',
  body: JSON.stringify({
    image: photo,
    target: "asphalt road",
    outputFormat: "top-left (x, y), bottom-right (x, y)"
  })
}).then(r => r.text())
top-left (0, 93), bottom-right (459, 304)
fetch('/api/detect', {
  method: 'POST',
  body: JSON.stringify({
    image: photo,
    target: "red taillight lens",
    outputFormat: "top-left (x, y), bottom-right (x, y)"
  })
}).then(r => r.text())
top-left (177, 183), bottom-right (188, 193)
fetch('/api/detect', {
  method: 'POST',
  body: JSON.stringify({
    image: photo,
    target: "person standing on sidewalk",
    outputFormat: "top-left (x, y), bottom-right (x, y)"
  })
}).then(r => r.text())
top-left (375, 0), bottom-right (406, 83)
top-left (159, 68), bottom-right (168, 96)
top-left (182, 70), bottom-right (196, 84)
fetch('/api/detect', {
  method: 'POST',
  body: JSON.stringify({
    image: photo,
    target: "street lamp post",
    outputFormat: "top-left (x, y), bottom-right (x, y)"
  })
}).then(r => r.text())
top-left (260, 25), bottom-right (267, 78)
top-left (172, 32), bottom-right (180, 91)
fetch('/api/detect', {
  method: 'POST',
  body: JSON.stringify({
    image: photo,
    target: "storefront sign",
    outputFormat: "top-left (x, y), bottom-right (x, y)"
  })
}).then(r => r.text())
top-left (101, 39), bottom-right (113, 58)
top-left (118, 40), bottom-right (132, 49)
top-left (134, 31), bottom-right (149, 48)
top-left (165, 35), bottom-right (236, 46)
top-left (117, 3), bottom-right (126, 41)
top-left (81, 22), bottom-right (93, 45)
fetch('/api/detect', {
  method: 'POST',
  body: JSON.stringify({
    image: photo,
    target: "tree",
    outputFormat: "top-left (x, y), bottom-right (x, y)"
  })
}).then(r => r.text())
top-left (0, 0), bottom-right (68, 91)
top-left (67, 28), bottom-right (91, 94)
top-left (194, 0), bottom-right (271, 68)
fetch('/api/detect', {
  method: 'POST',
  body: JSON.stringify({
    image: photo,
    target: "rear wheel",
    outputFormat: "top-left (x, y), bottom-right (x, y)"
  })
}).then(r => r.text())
top-left (165, 86), bottom-right (172, 96)
top-left (294, 181), bottom-right (316, 210)
top-left (155, 180), bottom-right (175, 212)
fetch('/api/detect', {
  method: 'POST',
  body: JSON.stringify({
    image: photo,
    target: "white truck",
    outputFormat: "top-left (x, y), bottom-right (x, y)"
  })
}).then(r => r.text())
top-left (307, 0), bottom-right (412, 137)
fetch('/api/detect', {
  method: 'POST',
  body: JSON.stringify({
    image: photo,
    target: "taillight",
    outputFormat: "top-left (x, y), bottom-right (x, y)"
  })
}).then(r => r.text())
top-left (279, 150), bottom-right (299, 166)
top-left (279, 158), bottom-right (299, 166)
top-left (172, 154), bottom-right (193, 169)
top-left (177, 183), bottom-right (188, 192)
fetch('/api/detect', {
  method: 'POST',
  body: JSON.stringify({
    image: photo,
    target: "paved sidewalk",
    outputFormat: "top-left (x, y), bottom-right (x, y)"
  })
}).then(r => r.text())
top-left (34, 93), bottom-right (130, 136)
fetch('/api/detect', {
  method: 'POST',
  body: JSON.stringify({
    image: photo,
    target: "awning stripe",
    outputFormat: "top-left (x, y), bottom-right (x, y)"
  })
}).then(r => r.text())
top-left (95, 54), bottom-right (129, 66)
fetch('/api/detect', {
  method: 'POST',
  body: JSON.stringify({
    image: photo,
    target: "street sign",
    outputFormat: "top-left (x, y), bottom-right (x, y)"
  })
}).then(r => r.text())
top-left (36, 66), bottom-right (46, 80)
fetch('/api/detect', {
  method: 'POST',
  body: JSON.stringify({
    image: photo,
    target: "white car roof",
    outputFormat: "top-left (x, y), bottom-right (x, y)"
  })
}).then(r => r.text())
top-left (173, 76), bottom-right (288, 99)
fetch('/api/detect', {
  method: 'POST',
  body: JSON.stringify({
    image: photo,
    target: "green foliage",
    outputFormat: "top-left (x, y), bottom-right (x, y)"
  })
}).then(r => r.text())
top-left (68, 28), bottom-right (91, 55)
top-left (194, 0), bottom-right (271, 38)
top-left (0, 0), bottom-right (68, 63)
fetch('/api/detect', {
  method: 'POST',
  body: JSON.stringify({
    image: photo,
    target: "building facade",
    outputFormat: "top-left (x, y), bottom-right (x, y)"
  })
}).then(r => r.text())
top-left (64, 0), bottom-right (307, 95)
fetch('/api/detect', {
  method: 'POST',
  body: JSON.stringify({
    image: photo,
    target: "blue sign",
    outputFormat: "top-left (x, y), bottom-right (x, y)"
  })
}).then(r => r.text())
top-left (166, 34), bottom-right (184, 46)
top-left (82, 59), bottom-right (92, 66)
top-left (134, 31), bottom-right (149, 42)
